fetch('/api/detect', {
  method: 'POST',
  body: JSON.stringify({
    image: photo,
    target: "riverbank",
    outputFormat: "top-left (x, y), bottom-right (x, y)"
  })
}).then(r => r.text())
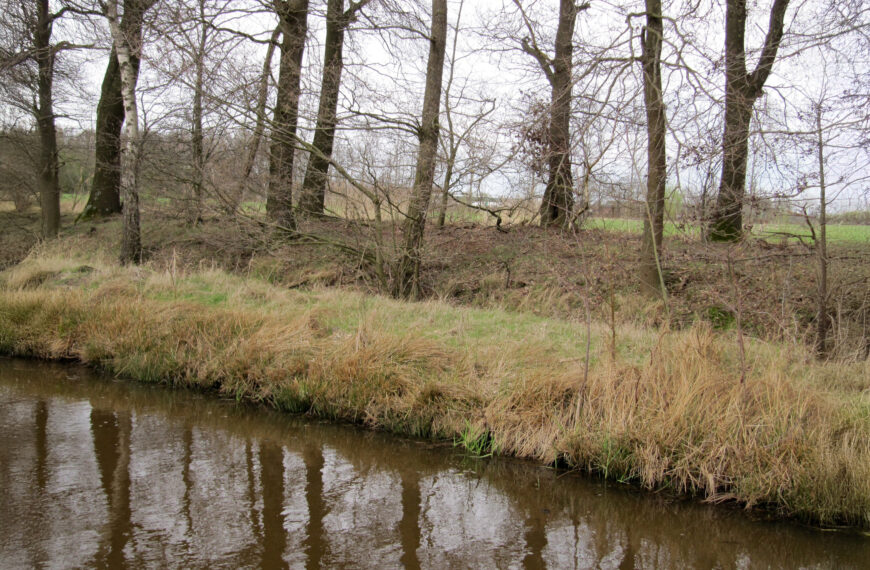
top-left (1, 237), bottom-right (868, 529)
top-left (4, 207), bottom-right (870, 360)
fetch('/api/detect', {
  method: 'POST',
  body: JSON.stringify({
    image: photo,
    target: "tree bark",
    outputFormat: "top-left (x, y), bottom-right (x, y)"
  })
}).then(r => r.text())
top-left (709, 0), bottom-right (790, 241)
top-left (82, 2), bottom-right (146, 220)
top-left (35, 0), bottom-right (60, 238)
top-left (538, 0), bottom-right (578, 229)
top-left (639, 0), bottom-right (667, 297)
top-left (267, 0), bottom-right (309, 233)
top-left (393, 0), bottom-right (448, 299)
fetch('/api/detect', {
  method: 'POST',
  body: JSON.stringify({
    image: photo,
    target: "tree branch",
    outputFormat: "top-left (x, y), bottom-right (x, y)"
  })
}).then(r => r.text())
top-left (748, 0), bottom-right (790, 95)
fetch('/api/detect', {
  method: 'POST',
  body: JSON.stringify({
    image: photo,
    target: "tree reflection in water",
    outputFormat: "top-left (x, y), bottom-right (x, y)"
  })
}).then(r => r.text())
top-left (1, 359), bottom-right (868, 569)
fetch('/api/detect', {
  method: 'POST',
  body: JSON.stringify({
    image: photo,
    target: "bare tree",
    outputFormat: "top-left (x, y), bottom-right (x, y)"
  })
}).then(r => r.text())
top-left (297, 0), bottom-right (372, 217)
top-left (782, 60), bottom-right (870, 356)
top-left (189, 0), bottom-right (209, 223)
top-left (106, 0), bottom-right (157, 264)
top-left (812, 101), bottom-right (829, 356)
top-left (708, 0), bottom-right (790, 241)
top-left (433, 0), bottom-right (497, 228)
top-left (235, 25), bottom-right (281, 212)
top-left (638, 0), bottom-right (667, 297)
top-left (34, 0), bottom-right (62, 237)
top-left (393, 0), bottom-right (448, 299)
top-left (514, 0), bottom-right (586, 229)
top-left (0, 1), bottom-right (77, 237)
top-left (82, 0), bottom-right (149, 220)
top-left (266, 0), bottom-right (309, 232)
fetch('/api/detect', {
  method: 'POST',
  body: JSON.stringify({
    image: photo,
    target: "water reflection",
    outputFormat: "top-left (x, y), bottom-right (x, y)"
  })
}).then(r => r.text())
top-left (90, 408), bottom-right (132, 568)
top-left (0, 358), bottom-right (867, 568)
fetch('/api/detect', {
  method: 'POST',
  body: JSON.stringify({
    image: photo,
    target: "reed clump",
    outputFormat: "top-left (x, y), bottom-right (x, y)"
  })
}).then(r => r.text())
top-left (1, 253), bottom-right (868, 527)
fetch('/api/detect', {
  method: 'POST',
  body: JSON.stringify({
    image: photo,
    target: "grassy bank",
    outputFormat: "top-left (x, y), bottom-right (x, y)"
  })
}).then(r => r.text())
top-left (4, 207), bottom-right (870, 362)
top-left (1, 241), bottom-right (869, 529)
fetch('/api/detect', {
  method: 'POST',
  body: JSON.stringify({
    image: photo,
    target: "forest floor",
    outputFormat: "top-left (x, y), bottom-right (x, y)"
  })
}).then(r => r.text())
top-left (2, 204), bottom-right (870, 528)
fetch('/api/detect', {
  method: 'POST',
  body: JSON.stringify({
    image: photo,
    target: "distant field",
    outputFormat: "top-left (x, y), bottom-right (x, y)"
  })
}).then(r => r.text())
top-left (586, 217), bottom-right (870, 244)
top-left (584, 218), bottom-right (702, 238)
top-left (753, 222), bottom-right (870, 244)
top-left (11, 196), bottom-right (870, 244)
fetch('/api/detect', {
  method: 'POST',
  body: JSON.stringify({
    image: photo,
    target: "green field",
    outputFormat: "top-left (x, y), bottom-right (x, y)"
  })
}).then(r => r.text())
top-left (46, 194), bottom-right (870, 244)
top-left (586, 217), bottom-right (870, 244)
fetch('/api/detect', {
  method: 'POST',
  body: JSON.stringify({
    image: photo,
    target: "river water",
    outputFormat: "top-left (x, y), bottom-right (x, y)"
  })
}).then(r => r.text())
top-left (0, 358), bottom-right (867, 569)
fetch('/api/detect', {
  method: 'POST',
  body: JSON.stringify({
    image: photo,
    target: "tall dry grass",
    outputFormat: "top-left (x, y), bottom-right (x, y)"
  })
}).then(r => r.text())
top-left (1, 252), bottom-right (868, 527)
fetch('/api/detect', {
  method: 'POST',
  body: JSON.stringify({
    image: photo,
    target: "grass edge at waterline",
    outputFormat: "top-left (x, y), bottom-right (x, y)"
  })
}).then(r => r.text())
top-left (1, 253), bottom-right (868, 529)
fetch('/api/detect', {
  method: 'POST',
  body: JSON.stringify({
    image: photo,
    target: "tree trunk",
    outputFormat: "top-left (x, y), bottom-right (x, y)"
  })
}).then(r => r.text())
top-left (436, 1), bottom-right (464, 229)
top-left (267, 0), bottom-right (309, 232)
top-left (82, 1), bottom-right (146, 220)
top-left (539, 0), bottom-right (577, 229)
top-left (815, 107), bottom-right (828, 357)
top-left (107, 0), bottom-right (150, 265)
top-left (235, 27), bottom-right (280, 212)
top-left (639, 0), bottom-right (667, 297)
top-left (190, 0), bottom-right (207, 224)
top-left (298, 0), bottom-right (347, 217)
top-left (709, 0), bottom-right (790, 241)
top-left (393, 0), bottom-right (448, 299)
top-left (35, 0), bottom-right (60, 238)
top-left (436, 155), bottom-right (454, 227)
top-left (710, 88), bottom-right (754, 241)
top-left (83, 49), bottom-right (124, 219)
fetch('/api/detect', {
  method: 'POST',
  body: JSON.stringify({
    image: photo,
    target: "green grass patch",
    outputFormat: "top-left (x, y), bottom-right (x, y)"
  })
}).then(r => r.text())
top-left (585, 217), bottom-right (870, 244)
top-left (754, 222), bottom-right (870, 244)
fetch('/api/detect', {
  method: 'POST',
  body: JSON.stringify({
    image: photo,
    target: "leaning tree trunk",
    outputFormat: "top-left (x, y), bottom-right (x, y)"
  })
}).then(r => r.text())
top-left (393, 0), bottom-right (448, 299)
top-left (267, 0), bottom-right (309, 233)
top-left (298, 0), bottom-right (347, 217)
top-left (82, 1), bottom-right (146, 220)
top-left (436, 0), bottom-right (464, 229)
top-left (235, 27), bottom-right (280, 213)
top-left (106, 0), bottom-right (149, 265)
top-left (639, 0), bottom-right (667, 297)
top-left (35, 0), bottom-right (60, 238)
top-left (709, 0), bottom-right (790, 241)
top-left (538, 0), bottom-right (577, 229)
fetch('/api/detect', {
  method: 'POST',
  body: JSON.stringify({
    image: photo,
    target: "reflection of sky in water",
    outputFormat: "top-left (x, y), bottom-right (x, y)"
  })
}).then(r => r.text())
top-left (1, 362), bottom-right (869, 569)
top-left (421, 472), bottom-right (526, 568)
top-left (323, 447), bottom-right (404, 567)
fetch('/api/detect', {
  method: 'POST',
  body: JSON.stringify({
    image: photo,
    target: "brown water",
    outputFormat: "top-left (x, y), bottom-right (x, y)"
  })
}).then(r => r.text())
top-left (0, 359), bottom-right (867, 569)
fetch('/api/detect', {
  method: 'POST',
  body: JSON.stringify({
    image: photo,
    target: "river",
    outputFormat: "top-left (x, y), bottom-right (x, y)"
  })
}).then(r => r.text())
top-left (0, 358), bottom-right (867, 568)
